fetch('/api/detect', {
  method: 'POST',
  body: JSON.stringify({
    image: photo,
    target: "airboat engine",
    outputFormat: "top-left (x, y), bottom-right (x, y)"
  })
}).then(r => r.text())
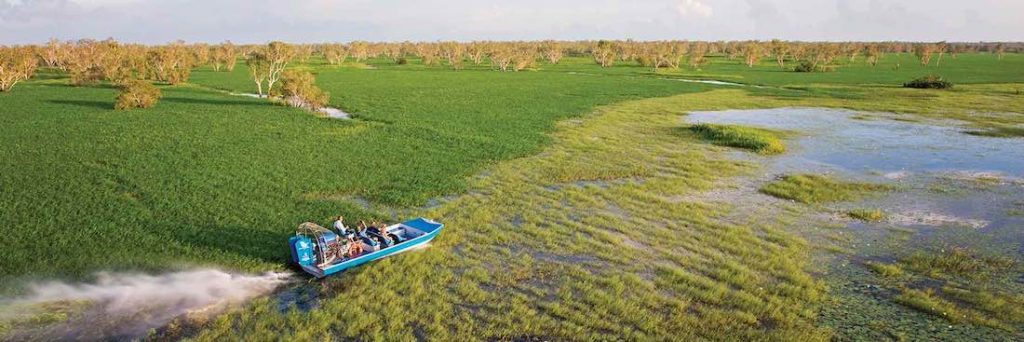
top-left (290, 222), bottom-right (347, 267)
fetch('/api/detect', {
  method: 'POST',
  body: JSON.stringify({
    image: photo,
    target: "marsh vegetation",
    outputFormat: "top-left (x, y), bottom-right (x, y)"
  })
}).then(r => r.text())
top-left (1, 38), bottom-right (1023, 340)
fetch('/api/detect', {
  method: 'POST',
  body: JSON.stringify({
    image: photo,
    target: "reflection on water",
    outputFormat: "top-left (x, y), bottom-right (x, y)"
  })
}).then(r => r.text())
top-left (685, 107), bottom-right (1024, 339)
top-left (688, 107), bottom-right (1024, 177)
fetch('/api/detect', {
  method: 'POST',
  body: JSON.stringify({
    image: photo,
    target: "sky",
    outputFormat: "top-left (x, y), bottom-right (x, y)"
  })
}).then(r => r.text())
top-left (1, 0), bottom-right (1021, 44)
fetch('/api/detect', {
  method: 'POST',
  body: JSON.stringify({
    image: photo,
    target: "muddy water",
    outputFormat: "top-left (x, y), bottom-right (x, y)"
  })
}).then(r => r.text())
top-left (685, 107), bottom-right (1024, 339)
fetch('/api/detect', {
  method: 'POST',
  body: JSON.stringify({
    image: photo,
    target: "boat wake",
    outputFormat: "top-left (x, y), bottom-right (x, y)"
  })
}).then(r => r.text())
top-left (0, 269), bottom-right (291, 340)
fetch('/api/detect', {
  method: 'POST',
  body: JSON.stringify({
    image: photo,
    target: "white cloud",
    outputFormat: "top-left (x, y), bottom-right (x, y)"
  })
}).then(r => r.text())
top-left (1, 0), bottom-right (1022, 43)
top-left (69, 0), bottom-right (140, 6)
top-left (677, 0), bottom-right (713, 17)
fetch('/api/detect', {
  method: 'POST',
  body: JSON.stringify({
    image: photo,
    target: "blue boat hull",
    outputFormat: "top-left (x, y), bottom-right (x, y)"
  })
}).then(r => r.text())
top-left (294, 217), bottom-right (443, 278)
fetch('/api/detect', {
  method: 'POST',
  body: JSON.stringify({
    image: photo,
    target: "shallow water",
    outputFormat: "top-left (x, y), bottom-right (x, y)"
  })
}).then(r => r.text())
top-left (685, 107), bottom-right (1024, 339)
top-left (670, 79), bottom-right (749, 86)
top-left (687, 108), bottom-right (1024, 177)
top-left (231, 93), bottom-right (351, 119)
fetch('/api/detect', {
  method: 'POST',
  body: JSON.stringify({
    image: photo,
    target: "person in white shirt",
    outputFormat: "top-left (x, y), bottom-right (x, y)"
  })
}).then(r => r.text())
top-left (332, 216), bottom-right (349, 236)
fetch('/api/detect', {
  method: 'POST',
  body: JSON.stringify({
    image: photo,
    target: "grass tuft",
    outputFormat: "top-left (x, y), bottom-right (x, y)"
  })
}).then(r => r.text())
top-left (865, 261), bottom-right (903, 278)
top-left (894, 288), bottom-right (967, 323)
top-left (900, 248), bottom-right (1015, 281)
top-left (688, 123), bottom-right (786, 155)
top-left (759, 174), bottom-right (890, 204)
top-left (847, 208), bottom-right (886, 222)
top-left (964, 126), bottom-right (1024, 138)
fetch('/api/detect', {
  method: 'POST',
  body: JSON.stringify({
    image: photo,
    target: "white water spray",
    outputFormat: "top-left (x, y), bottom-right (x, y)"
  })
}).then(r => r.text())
top-left (1, 269), bottom-right (291, 340)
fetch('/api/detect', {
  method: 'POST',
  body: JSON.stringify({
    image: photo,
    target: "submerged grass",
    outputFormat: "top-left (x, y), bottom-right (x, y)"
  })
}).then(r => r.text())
top-left (3, 53), bottom-right (1024, 340)
top-left (863, 247), bottom-right (1024, 332)
top-left (760, 174), bottom-right (890, 204)
top-left (688, 123), bottom-right (786, 154)
top-left (848, 208), bottom-right (886, 222)
top-left (865, 261), bottom-right (903, 278)
top-left (964, 126), bottom-right (1024, 138)
top-left (894, 288), bottom-right (971, 324)
top-left (900, 248), bottom-right (1015, 281)
top-left (168, 91), bottom-right (831, 341)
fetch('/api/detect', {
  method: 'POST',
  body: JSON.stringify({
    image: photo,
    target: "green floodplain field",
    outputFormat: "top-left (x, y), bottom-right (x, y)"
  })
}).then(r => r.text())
top-left (2, 52), bottom-right (1024, 340)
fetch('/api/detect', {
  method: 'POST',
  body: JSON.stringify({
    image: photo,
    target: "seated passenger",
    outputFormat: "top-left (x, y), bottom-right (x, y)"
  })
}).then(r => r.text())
top-left (332, 216), bottom-right (349, 236)
top-left (377, 222), bottom-right (394, 246)
top-left (356, 221), bottom-right (378, 246)
top-left (346, 236), bottom-right (363, 257)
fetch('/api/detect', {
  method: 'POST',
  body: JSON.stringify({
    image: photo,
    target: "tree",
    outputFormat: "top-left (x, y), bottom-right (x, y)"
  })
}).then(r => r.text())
top-left (742, 42), bottom-right (762, 67)
top-left (349, 41), bottom-right (369, 62)
top-left (245, 42), bottom-right (294, 98)
top-left (934, 41), bottom-right (948, 66)
top-left (439, 41), bottom-right (464, 70)
top-left (688, 42), bottom-right (708, 70)
top-left (541, 41), bottom-right (563, 64)
top-left (245, 54), bottom-right (270, 97)
top-left (65, 39), bottom-right (107, 86)
top-left (416, 43), bottom-right (441, 66)
top-left (191, 43), bottom-right (211, 67)
top-left (146, 42), bottom-right (194, 85)
top-left (295, 44), bottom-right (314, 63)
top-left (802, 44), bottom-right (839, 72)
top-left (489, 45), bottom-right (514, 71)
top-left (262, 42), bottom-right (294, 96)
top-left (994, 43), bottom-right (1006, 60)
top-left (210, 41), bottom-right (237, 71)
top-left (511, 46), bottom-right (536, 71)
top-left (592, 40), bottom-right (616, 68)
top-left (843, 43), bottom-right (861, 63)
top-left (864, 44), bottom-right (882, 67)
top-left (381, 43), bottom-right (403, 64)
top-left (114, 79), bottom-right (161, 110)
top-left (770, 39), bottom-right (788, 69)
top-left (321, 43), bottom-right (348, 65)
top-left (466, 42), bottom-right (487, 65)
top-left (0, 46), bottom-right (38, 92)
top-left (280, 70), bottom-right (329, 110)
top-left (641, 43), bottom-right (682, 71)
top-left (103, 43), bottom-right (148, 86)
top-left (914, 44), bottom-right (934, 66)
top-left (41, 38), bottom-right (69, 70)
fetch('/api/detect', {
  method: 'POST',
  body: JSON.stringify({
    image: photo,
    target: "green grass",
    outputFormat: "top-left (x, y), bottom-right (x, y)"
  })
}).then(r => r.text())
top-left (865, 261), bottom-right (903, 278)
top-left (3, 53), bottom-right (1024, 340)
top-left (964, 126), bottom-right (1024, 138)
top-left (0, 63), bottom-right (709, 281)
top-left (688, 123), bottom-right (786, 154)
top-left (657, 53), bottom-right (1024, 86)
top-left (159, 89), bottom-right (833, 341)
top-left (848, 208), bottom-right (886, 222)
top-left (759, 174), bottom-right (890, 204)
top-left (900, 248), bottom-right (1015, 281)
top-left (895, 288), bottom-right (972, 324)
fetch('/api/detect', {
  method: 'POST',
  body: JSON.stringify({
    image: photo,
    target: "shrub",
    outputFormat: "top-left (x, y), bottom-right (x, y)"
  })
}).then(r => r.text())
top-left (793, 60), bottom-right (834, 72)
top-left (793, 61), bottom-right (815, 72)
top-left (114, 79), bottom-right (161, 110)
top-left (397, 57), bottom-right (408, 65)
top-left (904, 75), bottom-right (953, 89)
top-left (280, 70), bottom-right (329, 110)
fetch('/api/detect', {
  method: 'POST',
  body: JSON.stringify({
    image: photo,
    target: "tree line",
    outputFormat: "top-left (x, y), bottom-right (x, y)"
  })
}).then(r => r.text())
top-left (1, 39), bottom-right (1019, 106)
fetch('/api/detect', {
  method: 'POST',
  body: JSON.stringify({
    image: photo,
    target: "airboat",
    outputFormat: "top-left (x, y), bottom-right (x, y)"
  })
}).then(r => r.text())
top-left (288, 217), bottom-right (443, 278)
